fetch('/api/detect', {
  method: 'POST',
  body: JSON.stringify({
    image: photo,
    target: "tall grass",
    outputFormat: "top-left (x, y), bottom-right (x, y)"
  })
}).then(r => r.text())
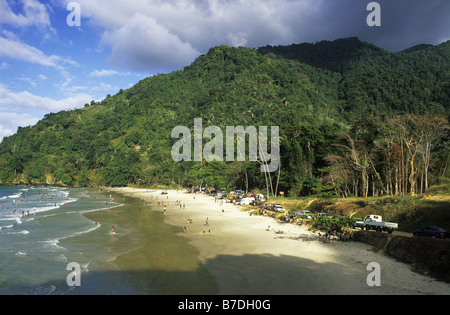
top-left (278, 194), bottom-right (450, 233)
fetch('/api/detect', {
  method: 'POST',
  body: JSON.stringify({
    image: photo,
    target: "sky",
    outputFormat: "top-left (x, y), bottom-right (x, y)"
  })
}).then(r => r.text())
top-left (0, 0), bottom-right (449, 141)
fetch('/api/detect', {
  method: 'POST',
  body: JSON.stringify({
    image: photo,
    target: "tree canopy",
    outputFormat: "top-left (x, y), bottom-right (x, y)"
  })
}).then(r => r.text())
top-left (0, 38), bottom-right (448, 197)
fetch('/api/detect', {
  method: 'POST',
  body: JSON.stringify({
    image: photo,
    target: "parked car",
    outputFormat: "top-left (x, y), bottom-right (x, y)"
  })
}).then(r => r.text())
top-left (273, 205), bottom-right (285, 213)
top-left (298, 210), bottom-right (313, 219)
top-left (240, 197), bottom-right (255, 205)
top-left (413, 226), bottom-right (450, 239)
top-left (249, 200), bottom-right (262, 206)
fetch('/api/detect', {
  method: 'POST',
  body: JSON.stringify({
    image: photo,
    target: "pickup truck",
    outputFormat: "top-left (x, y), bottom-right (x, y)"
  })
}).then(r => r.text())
top-left (354, 214), bottom-right (398, 234)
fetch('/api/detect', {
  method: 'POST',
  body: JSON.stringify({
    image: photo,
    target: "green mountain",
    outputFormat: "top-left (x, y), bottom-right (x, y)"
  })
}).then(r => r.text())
top-left (258, 37), bottom-right (450, 120)
top-left (0, 38), bottom-right (448, 197)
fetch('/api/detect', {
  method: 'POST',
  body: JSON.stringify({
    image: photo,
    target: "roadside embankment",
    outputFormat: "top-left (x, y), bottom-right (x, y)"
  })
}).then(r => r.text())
top-left (340, 228), bottom-right (450, 283)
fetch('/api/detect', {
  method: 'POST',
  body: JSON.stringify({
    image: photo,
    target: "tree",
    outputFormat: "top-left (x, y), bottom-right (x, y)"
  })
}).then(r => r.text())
top-left (415, 115), bottom-right (449, 191)
top-left (61, 174), bottom-right (74, 186)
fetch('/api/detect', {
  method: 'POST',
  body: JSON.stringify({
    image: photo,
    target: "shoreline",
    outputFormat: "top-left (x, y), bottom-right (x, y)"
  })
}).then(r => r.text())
top-left (105, 187), bottom-right (450, 295)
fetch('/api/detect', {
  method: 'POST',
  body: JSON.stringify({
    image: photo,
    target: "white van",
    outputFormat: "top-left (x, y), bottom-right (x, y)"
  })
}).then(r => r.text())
top-left (240, 197), bottom-right (255, 205)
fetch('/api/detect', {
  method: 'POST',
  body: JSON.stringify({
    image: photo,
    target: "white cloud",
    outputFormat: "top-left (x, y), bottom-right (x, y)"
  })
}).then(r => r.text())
top-left (0, 0), bottom-right (51, 28)
top-left (0, 84), bottom-right (92, 113)
top-left (0, 83), bottom-right (96, 139)
top-left (18, 76), bottom-right (37, 87)
top-left (227, 32), bottom-right (248, 47)
top-left (70, 0), bottom-right (320, 72)
top-left (89, 69), bottom-right (120, 77)
top-left (0, 35), bottom-right (64, 68)
top-left (0, 124), bottom-right (15, 141)
top-left (102, 13), bottom-right (200, 72)
top-left (0, 111), bottom-right (39, 140)
top-left (69, 0), bottom-right (450, 72)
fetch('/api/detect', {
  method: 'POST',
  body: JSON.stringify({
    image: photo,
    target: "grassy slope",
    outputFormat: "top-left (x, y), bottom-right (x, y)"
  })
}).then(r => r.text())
top-left (266, 181), bottom-right (450, 233)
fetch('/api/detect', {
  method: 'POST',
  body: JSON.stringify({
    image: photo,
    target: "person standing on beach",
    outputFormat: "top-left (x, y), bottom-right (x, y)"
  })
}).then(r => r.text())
top-left (205, 217), bottom-right (209, 226)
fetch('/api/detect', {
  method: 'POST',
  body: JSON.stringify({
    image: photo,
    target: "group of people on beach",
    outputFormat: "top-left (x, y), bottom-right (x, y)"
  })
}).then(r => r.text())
top-left (158, 200), bottom-right (186, 209)
top-left (174, 200), bottom-right (186, 209)
top-left (183, 217), bottom-right (212, 235)
top-left (318, 229), bottom-right (339, 243)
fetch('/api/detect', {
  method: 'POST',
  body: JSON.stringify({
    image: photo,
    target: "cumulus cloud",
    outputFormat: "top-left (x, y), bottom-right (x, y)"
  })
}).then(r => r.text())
top-left (102, 13), bottom-right (201, 72)
top-left (0, 0), bottom-right (51, 28)
top-left (69, 0), bottom-right (321, 72)
top-left (0, 84), bottom-right (92, 113)
top-left (70, 0), bottom-right (450, 72)
top-left (0, 111), bottom-right (39, 140)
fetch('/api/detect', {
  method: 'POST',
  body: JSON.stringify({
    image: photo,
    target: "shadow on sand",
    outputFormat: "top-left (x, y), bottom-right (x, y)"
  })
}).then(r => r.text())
top-left (2, 251), bottom-right (371, 295)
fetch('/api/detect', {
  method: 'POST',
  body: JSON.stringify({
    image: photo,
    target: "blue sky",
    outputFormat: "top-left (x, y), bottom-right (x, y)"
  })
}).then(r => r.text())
top-left (0, 0), bottom-right (449, 140)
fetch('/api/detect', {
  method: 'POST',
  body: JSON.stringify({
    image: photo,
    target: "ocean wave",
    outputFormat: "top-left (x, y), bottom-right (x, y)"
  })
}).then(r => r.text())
top-left (63, 198), bottom-right (78, 205)
top-left (7, 229), bottom-right (29, 235)
top-left (54, 253), bottom-right (68, 263)
top-left (80, 203), bottom-right (125, 215)
top-left (8, 193), bottom-right (22, 198)
top-left (31, 198), bottom-right (78, 214)
top-left (34, 205), bottom-right (60, 213)
top-left (39, 239), bottom-right (66, 252)
top-left (58, 223), bottom-right (102, 241)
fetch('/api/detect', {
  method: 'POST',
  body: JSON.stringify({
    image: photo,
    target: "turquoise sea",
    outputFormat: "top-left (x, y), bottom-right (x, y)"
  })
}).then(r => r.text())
top-left (0, 186), bottom-right (127, 294)
top-left (0, 185), bottom-right (216, 295)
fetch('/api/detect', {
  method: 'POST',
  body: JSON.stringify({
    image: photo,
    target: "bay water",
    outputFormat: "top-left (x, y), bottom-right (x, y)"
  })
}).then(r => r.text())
top-left (0, 185), bottom-right (127, 294)
top-left (0, 185), bottom-right (217, 295)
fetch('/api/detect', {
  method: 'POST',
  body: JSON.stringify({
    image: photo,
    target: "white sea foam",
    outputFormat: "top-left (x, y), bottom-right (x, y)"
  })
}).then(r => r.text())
top-left (0, 224), bottom-right (14, 230)
top-left (58, 223), bottom-right (102, 241)
top-left (54, 254), bottom-right (68, 263)
top-left (7, 229), bottom-right (29, 235)
top-left (80, 203), bottom-right (125, 215)
top-left (63, 198), bottom-right (78, 205)
top-left (34, 204), bottom-right (60, 214)
top-left (39, 239), bottom-right (66, 252)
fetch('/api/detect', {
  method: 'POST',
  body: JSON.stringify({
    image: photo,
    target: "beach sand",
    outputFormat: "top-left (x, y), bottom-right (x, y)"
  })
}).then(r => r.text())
top-left (106, 187), bottom-right (450, 295)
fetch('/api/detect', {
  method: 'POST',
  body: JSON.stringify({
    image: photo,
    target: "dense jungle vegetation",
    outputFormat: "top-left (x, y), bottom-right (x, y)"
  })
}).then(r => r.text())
top-left (0, 37), bottom-right (448, 199)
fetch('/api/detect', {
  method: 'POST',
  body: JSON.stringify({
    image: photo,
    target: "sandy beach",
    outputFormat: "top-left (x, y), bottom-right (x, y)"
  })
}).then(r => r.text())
top-left (106, 187), bottom-right (450, 295)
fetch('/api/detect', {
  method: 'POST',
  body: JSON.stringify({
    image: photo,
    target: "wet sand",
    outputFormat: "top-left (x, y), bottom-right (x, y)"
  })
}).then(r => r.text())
top-left (105, 188), bottom-right (450, 295)
top-left (80, 193), bottom-right (218, 295)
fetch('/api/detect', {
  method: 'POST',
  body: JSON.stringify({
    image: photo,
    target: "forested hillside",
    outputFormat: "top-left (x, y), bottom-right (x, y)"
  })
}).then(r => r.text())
top-left (0, 37), bottom-right (448, 198)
